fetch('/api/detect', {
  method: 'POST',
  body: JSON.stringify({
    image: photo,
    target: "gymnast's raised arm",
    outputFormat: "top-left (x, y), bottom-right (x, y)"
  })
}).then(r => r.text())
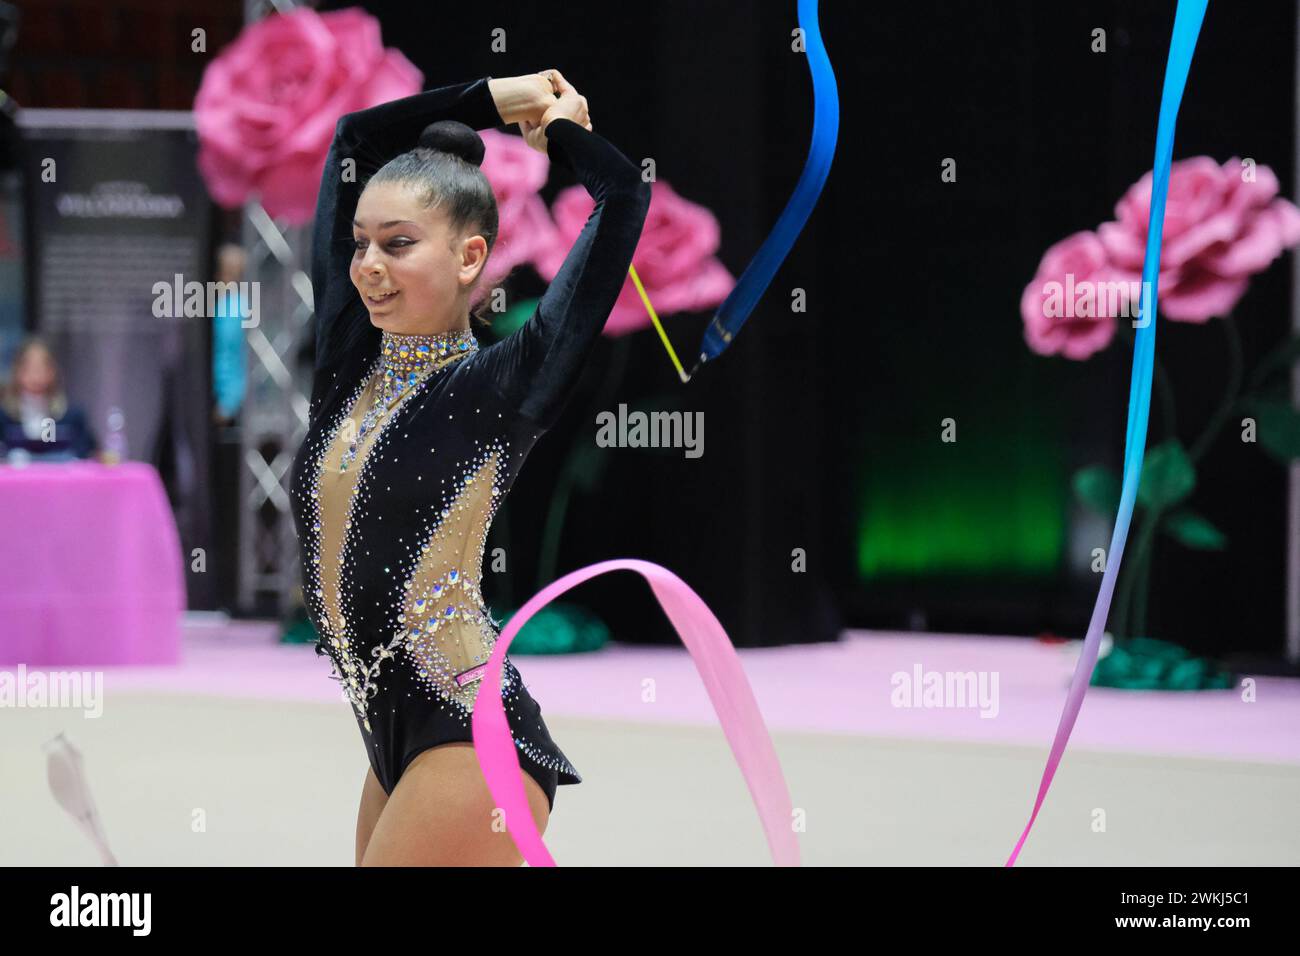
top-left (474, 71), bottom-right (652, 429)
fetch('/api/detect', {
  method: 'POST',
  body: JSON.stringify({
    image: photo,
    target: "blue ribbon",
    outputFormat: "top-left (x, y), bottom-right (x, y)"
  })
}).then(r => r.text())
top-left (1006, 0), bottom-right (1209, 866)
top-left (690, 0), bottom-right (839, 376)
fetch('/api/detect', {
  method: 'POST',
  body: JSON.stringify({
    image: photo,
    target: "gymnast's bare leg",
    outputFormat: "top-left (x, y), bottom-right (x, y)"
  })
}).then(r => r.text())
top-left (358, 742), bottom-right (550, 866)
top-left (355, 766), bottom-right (389, 866)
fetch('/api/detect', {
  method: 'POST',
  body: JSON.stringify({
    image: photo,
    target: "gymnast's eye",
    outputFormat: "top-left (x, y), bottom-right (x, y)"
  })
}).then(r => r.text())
top-left (353, 237), bottom-right (414, 253)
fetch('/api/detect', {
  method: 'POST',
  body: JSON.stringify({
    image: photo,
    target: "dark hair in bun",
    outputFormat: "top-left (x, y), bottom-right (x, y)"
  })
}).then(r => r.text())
top-left (363, 120), bottom-right (502, 325)
top-left (417, 119), bottom-right (485, 166)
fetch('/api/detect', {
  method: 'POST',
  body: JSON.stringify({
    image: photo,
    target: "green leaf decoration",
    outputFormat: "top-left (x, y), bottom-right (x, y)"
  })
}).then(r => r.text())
top-left (1091, 636), bottom-right (1235, 690)
top-left (1072, 465), bottom-right (1122, 515)
top-left (567, 440), bottom-right (611, 493)
top-left (1241, 398), bottom-right (1300, 461)
top-left (1162, 509), bottom-right (1226, 550)
top-left (1137, 439), bottom-right (1196, 509)
top-left (1245, 336), bottom-right (1300, 392)
top-left (483, 296), bottom-right (538, 339)
top-left (495, 602), bottom-right (610, 654)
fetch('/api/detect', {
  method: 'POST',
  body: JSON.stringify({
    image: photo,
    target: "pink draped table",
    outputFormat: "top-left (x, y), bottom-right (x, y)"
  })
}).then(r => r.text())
top-left (0, 461), bottom-right (184, 665)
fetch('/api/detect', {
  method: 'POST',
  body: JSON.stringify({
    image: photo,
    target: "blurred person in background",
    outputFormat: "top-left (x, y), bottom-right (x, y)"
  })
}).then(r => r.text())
top-left (212, 242), bottom-right (247, 426)
top-left (0, 335), bottom-right (99, 461)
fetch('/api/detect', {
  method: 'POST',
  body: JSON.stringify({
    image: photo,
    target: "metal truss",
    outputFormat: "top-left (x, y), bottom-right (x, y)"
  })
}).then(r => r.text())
top-left (235, 0), bottom-right (316, 616)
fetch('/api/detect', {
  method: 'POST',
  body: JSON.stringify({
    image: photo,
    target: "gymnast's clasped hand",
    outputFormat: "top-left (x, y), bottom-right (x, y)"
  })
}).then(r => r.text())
top-left (487, 69), bottom-right (592, 154)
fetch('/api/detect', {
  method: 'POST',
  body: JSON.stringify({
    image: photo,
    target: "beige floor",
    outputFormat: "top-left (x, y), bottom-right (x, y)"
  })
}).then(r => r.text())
top-left (2, 691), bottom-right (1297, 866)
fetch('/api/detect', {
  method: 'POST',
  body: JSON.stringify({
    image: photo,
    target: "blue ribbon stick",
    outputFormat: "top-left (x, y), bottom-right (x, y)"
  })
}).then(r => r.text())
top-left (690, 0), bottom-right (839, 377)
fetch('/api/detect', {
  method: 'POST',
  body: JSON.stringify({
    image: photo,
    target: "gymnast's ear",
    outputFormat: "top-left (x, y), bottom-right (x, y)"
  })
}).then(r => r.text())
top-left (457, 233), bottom-right (489, 283)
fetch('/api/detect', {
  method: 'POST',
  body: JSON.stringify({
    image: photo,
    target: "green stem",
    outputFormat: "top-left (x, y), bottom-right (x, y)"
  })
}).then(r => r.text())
top-left (535, 471), bottom-right (575, 591)
top-left (1153, 357), bottom-right (1177, 444)
top-left (493, 498), bottom-right (513, 609)
top-left (1108, 325), bottom-right (1171, 641)
top-left (1111, 503), bottom-right (1160, 641)
top-left (1121, 314), bottom-right (1240, 641)
top-left (535, 336), bottom-right (632, 590)
top-left (1243, 333), bottom-right (1300, 394)
top-left (1129, 507), bottom-right (1161, 639)
top-left (1111, 531), bottom-right (1136, 639)
top-left (1188, 315), bottom-right (1243, 464)
top-left (1111, 562), bottom-right (1133, 640)
top-left (1118, 320), bottom-right (1177, 441)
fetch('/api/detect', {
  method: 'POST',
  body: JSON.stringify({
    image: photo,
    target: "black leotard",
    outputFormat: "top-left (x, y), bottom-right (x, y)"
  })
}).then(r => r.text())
top-left (288, 76), bottom-right (651, 809)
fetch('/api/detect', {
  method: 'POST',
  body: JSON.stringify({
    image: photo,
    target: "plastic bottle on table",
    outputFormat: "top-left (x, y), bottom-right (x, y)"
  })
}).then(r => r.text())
top-left (102, 406), bottom-right (127, 465)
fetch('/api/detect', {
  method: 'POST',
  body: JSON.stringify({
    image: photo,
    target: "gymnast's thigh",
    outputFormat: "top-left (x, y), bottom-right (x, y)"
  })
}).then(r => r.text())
top-left (355, 764), bottom-right (389, 867)
top-left (359, 741), bottom-right (550, 867)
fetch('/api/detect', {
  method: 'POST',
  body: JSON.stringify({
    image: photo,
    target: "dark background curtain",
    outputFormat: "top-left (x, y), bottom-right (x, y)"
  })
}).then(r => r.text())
top-left (6, 0), bottom-right (1294, 655)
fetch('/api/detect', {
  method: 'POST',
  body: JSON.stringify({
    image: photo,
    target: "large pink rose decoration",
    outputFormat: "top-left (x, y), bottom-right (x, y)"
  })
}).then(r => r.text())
top-left (534, 180), bottom-right (734, 337)
top-left (1020, 230), bottom-right (1127, 360)
top-left (1097, 156), bottom-right (1300, 322)
top-left (194, 7), bottom-right (422, 224)
top-left (474, 128), bottom-right (559, 301)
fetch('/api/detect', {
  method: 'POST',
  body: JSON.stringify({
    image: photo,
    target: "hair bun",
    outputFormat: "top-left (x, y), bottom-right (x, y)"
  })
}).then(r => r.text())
top-left (417, 120), bottom-right (485, 167)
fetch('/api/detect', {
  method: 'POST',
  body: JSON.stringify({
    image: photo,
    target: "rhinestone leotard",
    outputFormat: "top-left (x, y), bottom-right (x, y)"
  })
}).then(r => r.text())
top-left (288, 76), bottom-right (651, 809)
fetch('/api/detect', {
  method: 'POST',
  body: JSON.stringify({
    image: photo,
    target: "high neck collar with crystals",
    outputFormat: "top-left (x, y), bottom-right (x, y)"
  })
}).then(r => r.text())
top-left (376, 327), bottom-right (479, 396)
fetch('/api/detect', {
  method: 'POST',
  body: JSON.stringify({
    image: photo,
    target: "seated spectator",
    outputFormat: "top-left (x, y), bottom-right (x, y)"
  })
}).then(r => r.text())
top-left (0, 336), bottom-right (100, 461)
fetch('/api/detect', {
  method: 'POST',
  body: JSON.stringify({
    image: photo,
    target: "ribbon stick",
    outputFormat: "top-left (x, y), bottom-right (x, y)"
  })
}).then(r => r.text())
top-left (628, 263), bottom-right (689, 383)
top-left (688, 0), bottom-right (839, 379)
top-left (1006, 0), bottom-right (1209, 866)
top-left (471, 559), bottom-right (800, 867)
top-left (45, 733), bottom-right (118, 866)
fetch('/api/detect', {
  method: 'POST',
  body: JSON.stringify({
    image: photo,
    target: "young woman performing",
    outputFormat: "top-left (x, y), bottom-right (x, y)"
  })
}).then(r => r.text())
top-left (288, 69), bottom-right (650, 865)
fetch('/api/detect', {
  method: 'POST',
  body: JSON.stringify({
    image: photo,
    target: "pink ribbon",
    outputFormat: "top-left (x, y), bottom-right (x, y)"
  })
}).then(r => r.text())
top-left (470, 558), bottom-right (800, 867)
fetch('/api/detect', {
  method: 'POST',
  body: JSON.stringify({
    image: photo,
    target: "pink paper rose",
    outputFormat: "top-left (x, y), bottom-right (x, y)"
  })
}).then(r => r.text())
top-left (1020, 230), bottom-right (1128, 360)
top-left (534, 179), bottom-right (734, 337)
top-left (194, 7), bottom-right (422, 224)
top-left (474, 128), bottom-right (559, 302)
top-left (1097, 156), bottom-right (1300, 322)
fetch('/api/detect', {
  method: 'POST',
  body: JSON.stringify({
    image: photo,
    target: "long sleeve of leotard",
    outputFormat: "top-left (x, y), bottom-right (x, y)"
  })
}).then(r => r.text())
top-left (474, 117), bottom-right (651, 430)
top-left (310, 76), bottom-right (504, 372)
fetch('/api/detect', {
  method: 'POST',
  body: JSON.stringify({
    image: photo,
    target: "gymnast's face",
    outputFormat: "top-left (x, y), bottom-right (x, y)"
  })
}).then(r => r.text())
top-left (351, 180), bottom-right (488, 335)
